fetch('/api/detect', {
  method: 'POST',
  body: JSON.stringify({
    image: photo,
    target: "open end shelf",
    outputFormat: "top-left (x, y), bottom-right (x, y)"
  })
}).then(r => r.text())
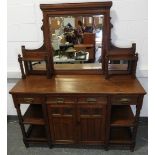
top-left (26, 125), bottom-right (47, 142)
top-left (111, 105), bottom-right (135, 127)
top-left (23, 105), bottom-right (45, 125)
top-left (110, 127), bottom-right (132, 144)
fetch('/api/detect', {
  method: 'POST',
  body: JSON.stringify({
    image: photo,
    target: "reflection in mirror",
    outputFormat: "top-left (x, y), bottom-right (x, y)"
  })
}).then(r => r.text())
top-left (32, 61), bottom-right (45, 71)
top-left (49, 15), bottom-right (104, 70)
top-left (108, 60), bottom-right (129, 73)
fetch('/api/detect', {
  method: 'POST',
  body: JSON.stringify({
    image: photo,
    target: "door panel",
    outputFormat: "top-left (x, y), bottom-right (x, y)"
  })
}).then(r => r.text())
top-left (48, 104), bottom-right (76, 144)
top-left (77, 104), bottom-right (106, 144)
top-left (80, 118), bottom-right (103, 141)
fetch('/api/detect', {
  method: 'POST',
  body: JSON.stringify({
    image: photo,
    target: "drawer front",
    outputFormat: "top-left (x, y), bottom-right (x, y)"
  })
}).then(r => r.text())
top-left (78, 96), bottom-right (107, 104)
top-left (46, 96), bottom-right (75, 104)
top-left (111, 95), bottom-right (138, 105)
top-left (16, 96), bottom-right (43, 104)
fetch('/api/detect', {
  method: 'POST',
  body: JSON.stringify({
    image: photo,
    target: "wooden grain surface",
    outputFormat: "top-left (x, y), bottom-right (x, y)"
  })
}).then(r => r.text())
top-left (9, 75), bottom-right (146, 95)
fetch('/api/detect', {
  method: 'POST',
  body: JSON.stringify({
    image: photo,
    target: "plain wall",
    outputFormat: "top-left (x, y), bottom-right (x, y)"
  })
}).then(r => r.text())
top-left (7, 0), bottom-right (148, 116)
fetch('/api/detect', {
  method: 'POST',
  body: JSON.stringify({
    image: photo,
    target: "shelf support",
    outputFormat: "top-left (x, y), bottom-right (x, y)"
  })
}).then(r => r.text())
top-left (15, 104), bottom-right (29, 147)
top-left (130, 95), bottom-right (144, 151)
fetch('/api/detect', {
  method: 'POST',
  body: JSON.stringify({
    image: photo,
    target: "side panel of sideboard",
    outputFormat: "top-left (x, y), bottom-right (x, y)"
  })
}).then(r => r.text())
top-left (12, 94), bottom-right (52, 147)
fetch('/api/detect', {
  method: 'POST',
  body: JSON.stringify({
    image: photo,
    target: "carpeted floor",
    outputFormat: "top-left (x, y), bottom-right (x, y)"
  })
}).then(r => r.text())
top-left (7, 122), bottom-right (148, 155)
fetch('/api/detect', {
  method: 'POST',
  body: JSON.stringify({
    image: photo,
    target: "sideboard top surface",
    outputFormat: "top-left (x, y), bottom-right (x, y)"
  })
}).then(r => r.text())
top-left (9, 75), bottom-right (146, 95)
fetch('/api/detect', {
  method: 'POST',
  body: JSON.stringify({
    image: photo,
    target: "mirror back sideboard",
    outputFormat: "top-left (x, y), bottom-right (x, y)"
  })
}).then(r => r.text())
top-left (9, 2), bottom-right (146, 152)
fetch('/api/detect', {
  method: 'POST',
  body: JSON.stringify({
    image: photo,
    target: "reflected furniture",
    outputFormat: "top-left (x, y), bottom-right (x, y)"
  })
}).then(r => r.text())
top-left (83, 33), bottom-right (96, 62)
top-left (74, 43), bottom-right (94, 62)
top-left (105, 44), bottom-right (138, 79)
top-left (9, 1), bottom-right (146, 152)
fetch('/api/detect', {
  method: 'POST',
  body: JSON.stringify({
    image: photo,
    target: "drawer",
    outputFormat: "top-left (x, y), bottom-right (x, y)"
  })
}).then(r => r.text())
top-left (78, 96), bottom-right (107, 104)
top-left (16, 96), bottom-right (43, 104)
top-left (46, 96), bottom-right (75, 104)
top-left (111, 95), bottom-right (138, 105)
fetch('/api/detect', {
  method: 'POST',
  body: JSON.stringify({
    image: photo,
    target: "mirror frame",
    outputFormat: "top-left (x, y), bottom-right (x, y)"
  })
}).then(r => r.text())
top-left (39, 2), bottom-right (112, 76)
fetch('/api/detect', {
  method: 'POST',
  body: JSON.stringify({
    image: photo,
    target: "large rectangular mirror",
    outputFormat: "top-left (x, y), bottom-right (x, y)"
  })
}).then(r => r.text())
top-left (49, 15), bottom-right (104, 70)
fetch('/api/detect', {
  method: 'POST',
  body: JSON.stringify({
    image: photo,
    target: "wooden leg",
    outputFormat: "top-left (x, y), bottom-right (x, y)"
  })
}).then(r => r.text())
top-left (49, 144), bottom-right (53, 149)
top-left (104, 97), bottom-right (111, 151)
top-left (42, 104), bottom-right (53, 148)
top-left (15, 105), bottom-right (29, 147)
top-left (23, 140), bottom-right (29, 148)
top-left (130, 143), bottom-right (135, 152)
top-left (130, 95), bottom-right (143, 152)
top-left (104, 145), bottom-right (109, 151)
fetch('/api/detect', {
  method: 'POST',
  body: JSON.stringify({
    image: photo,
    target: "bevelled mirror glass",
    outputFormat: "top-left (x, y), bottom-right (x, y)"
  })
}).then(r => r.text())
top-left (49, 15), bottom-right (104, 70)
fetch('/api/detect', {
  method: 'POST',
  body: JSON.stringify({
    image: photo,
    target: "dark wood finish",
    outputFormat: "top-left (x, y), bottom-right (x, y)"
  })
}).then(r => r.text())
top-left (10, 75), bottom-right (145, 150)
top-left (46, 96), bottom-right (75, 104)
top-left (130, 95), bottom-right (144, 151)
top-left (74, 43), bottom-right (95, 62)
top-left (111, 105), bottom-right (134, 127)
top-left (17, 1), bottom-right (139, 79)
top-left (17, 2), bottom-right (113, 77)
top-left (12, 93), bottom-right (52, 147)
top-left (77, 103), bottom-right (106, 144)
top-left (23, 105), bottom-right (45, 125)
top-left (26, 125), bottom-right (47, 142)
top-left (18, 50), bottom-right (50, 78)
top-left (15, 104), bottom-right (29, 147)
top-left (111, 95), bottom-right (138, 105)
top-left (78, 96), bottom-right (107, 104)
top-left (48, 102), bottom-right (76, 144)
top-left (10, 1), bottom-right (146, 152)
top-left (18, 54), bottom-right (26, 79)
top-left (83, 33), bottom-right (95, 62)
top-left (105, 44), bottom-right (138, 79)
top-left (15, 95), bottom-right (42, 104)
top-left (10, 75), bottom-right (145, 95)
top-left (21, 45), bottom-right (50, 76)
top-left (41, 102), bottom-right (53, 147)
top-left (110, 127), bottom-right (132, 144)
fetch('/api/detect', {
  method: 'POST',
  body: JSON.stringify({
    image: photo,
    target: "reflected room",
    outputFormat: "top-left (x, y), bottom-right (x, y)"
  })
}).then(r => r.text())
top-left (49, 15), bottom-right (104, 70)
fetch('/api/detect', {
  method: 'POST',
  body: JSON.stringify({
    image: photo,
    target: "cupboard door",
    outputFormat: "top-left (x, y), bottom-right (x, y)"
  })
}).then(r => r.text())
top-left (77, 104), bottom-right (106, 144)
top-left (48, 104), bottom-right (76, 144)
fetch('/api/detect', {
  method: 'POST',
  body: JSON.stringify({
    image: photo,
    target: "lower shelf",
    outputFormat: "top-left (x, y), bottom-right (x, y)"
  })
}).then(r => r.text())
top-left (23, 104), bottom-right (45, 125)
top-left (111, 105), bottom-right (135, 126)
top-left (26, 125), bottom-right (48, 142)
top-left (110, 127), bottom-right (132, 144)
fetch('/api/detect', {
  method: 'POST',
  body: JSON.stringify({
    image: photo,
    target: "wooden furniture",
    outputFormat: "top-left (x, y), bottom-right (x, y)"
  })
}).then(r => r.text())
top-left (10, 75), bottom-right (146, 151)
top-left (105, 44), bottom-right (138, 79)
top-left (19, 2), bottom-right (113, 76)
top-left (74, 43), bottom-right (95, 62)
top-left (83, 33), bottom-right (96, 62)
top-left (9, 1), bottom-right (146, 152)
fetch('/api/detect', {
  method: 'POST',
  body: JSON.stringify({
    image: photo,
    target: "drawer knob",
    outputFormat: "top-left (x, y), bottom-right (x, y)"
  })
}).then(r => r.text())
top-left (87, 98), bottom-right (97, 103)
top-left (120, 98), bottom-right (130, 103)
top-left (57, 98), bottom-right (64, 103)
top-left (23, 98), bottom-right (34, 103)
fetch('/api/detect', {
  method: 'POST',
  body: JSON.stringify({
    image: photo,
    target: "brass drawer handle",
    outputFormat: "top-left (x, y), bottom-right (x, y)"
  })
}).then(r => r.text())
top-left (87, 98), bottom-right (97, 103)
top-left (120, 98), bottom-right (130, 104)
top-left (23, 98), bottom-right (34, 103)
top-left (57, 98), bottom-right (64, 104)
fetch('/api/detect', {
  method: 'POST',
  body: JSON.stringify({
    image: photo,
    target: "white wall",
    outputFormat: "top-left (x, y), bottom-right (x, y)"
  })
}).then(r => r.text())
top-left (7, 0), bottom-right (148, 116)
